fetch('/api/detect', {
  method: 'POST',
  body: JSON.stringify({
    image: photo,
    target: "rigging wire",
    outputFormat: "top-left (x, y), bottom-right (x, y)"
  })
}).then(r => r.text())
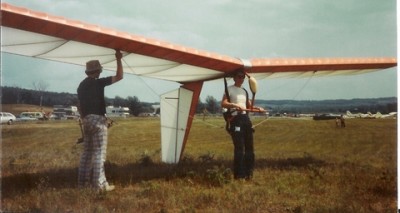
top-left (274, 71), bottom-right (316, 113)
top-left (291, 71), bottom-right (316, 101)
top-left (121, 56), bottom-right (161, 101)
top-left (122, 56), bottom-right (224, 129)
top-left (251, 72), bottom-right (316, 128)
top-left (121, 57), bottom-right (315, 131)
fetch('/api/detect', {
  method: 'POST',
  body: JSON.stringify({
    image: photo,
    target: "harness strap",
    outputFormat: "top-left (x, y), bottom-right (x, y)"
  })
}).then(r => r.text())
top-left (223, 76), bottom-right (231, 133)
top-left (223, 76), bottom-right (250, 133)
top-left (243, 88), bottom-right (249, 115)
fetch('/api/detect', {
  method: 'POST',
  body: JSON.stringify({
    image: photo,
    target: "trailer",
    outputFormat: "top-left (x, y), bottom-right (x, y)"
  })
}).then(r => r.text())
top-left (106, 106), bottom-right (130, 118)
top-left (53, 105), bottom-right (79, 120)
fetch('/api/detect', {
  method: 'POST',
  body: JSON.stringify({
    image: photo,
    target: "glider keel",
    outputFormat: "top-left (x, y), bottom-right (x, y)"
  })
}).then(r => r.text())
top-left (160, 82), bottom-right (203, 163)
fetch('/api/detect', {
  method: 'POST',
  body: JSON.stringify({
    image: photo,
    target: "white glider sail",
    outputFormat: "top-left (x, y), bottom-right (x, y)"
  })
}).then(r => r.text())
top-left (1, 26), bottom-right (224, 83)
top-left (160, 88), bottom-right (193, 163)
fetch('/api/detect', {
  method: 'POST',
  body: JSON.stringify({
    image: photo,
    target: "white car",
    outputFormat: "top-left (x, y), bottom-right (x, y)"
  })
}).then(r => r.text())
top-left (17, 112), bottom-right (44, 121)
top-left (0, 112), bottom-right (17, 125)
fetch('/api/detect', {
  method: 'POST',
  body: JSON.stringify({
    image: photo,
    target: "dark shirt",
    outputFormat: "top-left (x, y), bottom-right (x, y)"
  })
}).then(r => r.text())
top-left (77, 76), bottom-right (112, 118)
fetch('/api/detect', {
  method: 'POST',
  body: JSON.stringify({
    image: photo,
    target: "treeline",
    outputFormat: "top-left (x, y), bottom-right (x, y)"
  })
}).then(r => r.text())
top-left (0, 86), bottom-right (219, 116)
top-left (0, 86), bottom-right (154, 116)
top-left (1, 86), bottom-right (397, 115)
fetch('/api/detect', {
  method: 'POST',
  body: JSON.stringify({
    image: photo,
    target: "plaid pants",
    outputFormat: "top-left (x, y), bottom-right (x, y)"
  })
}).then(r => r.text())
top-left (78, 114), bottom-right (109, 189)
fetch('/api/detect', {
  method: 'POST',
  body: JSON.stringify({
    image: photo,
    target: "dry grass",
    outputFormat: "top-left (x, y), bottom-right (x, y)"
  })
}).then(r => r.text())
top-left (1, 113), bottom-right (397, 212)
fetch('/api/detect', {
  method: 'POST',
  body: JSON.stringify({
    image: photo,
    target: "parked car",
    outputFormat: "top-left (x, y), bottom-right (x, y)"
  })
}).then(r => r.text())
top-left (312, 113), bottom-right (340, 120)
top-left (0, 112), bottom-right (17, 125)
top-left (17, 112), bottom-right (44, 121)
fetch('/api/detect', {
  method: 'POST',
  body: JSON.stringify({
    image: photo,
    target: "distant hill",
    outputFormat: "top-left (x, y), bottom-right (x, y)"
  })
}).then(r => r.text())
top-left (255, 97), bottom-right (397, 114)
top-left (1, 86), bottom-right (397, 115)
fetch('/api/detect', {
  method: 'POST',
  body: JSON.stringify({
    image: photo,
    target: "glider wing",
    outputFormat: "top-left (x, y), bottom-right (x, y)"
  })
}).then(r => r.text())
top-left (1, 3), bottom-right (396, 82)
top-left (1, 3), bottom-right (241, 83)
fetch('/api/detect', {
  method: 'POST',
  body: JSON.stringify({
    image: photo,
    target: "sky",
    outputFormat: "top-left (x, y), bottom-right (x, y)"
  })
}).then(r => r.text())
top-left (1, 0), bottom-right (397, 103)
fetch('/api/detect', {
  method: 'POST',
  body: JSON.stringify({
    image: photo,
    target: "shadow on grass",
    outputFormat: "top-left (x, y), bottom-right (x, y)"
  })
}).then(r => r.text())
top-left (2, 154), bottom-right (326, 199)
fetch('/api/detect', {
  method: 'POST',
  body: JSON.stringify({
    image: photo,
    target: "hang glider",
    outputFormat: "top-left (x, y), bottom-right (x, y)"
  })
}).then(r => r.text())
top-left (1, 3), bottom-right (397, 163)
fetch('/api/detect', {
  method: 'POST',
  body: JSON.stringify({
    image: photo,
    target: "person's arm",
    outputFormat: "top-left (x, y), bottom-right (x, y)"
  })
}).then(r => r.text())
top-left (111, 50), bottom-right (123, 84)
top-left (221, 94), bottom-right (230, 108)
top-left (221, 94), bottom-right (244, 110)
top-left (249, 102), bottom-right (265, 112)
top-left (247, 99), bottom-right (252, 110)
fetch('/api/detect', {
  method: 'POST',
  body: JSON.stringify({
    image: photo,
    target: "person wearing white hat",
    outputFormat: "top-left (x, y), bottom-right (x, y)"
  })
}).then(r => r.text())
top-left (77, 50), bottom-right (123, 191)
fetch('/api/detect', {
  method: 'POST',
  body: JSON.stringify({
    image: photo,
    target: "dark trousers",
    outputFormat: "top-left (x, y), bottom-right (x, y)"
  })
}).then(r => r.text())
top-left (229, 114), bottom-right (255, 179)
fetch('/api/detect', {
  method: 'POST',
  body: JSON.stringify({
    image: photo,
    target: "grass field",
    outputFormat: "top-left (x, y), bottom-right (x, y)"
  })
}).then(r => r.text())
top-left (1, 113), bottom-right (397, 212)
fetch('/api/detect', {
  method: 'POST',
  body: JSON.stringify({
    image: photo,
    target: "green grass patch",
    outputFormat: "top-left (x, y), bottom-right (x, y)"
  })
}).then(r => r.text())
top-left (1, 116), bottom-right (397, 212)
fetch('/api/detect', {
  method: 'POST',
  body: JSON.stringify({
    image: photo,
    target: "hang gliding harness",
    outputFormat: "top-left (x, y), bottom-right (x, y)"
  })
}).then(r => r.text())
top-left (223, 75), bottom-right (249, 133)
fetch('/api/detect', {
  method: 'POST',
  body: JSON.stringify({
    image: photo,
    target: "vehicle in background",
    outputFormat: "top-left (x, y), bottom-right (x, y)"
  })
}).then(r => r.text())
top-left (106, 106), bottom-right (130, 118)
top-left (52, 105), bottom-right (79, 120)
top-left (312, 113), bottom-right (341, 120)
top-left (17, 112), bottom-right (45, 121)
top-left (0, 112), bottom-right (17, 125)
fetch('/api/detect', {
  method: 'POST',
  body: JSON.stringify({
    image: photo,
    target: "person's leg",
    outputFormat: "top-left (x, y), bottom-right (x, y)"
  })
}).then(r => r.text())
top-left (244, 126), bottom-right (255, 179)
top-left (78, 117), bottom-right (96, 188)
top-left (91, 116), bottom-right (109, 189)
top-left (232, 134), bottom-right (245, 179)
top-left (78, 139), bottom-right (94, 187)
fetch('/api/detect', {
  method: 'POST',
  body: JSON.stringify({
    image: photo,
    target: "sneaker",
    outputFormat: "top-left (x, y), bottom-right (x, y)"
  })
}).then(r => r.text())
top-left (104, 184), bottom-right (115, 192)
top-left (98, 184), bottom-right (115, 192)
